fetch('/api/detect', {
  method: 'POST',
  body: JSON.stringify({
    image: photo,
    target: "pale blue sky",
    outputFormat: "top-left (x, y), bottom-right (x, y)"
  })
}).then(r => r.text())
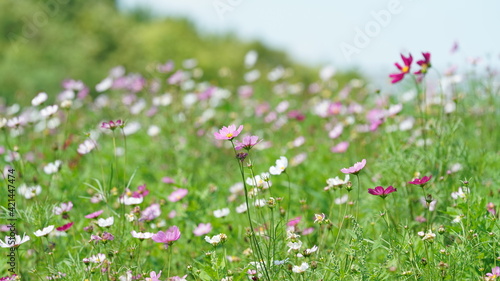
top-left (118, 0), bottom-right (500, 78)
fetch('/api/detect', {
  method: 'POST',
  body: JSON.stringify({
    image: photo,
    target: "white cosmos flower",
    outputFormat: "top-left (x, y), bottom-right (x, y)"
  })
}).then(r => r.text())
top-left (213, 208), bottom-right (230, 218)
top-left (18, 184), bottom-right (42, 199)
top-left (43, 160), bottom-right (62, 175)
top-left (269, 156), bottom-right (288, 175)
top-left (235, 203), bottom-right (248, 213)
top-left (34, 225), bottom-right (55, 237)
top-left (119, 195), bottom-right (143, 205)
top-left (77, 139), bottom-right (96, 155)
top-left (287, 241), bottom-right (302, 252)
top-left (130, 230), bottom-right (153, 239)
top-left (88, 253), bottom-right (106, 263)
top-left (97, 217), bottom-right (114, 227)
top-left (40, 105), bottom-right (59, 118)
top-left (32, 92), bottom-right (48, 106)
top-left (292, 262), bottom-right (309, 273)
top-left (0, 233), bottom-right (30, 248)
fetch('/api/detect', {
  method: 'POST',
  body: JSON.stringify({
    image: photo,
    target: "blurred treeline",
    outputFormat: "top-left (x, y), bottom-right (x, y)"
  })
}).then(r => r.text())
top-left (0, 0), bottom-right (358, 103)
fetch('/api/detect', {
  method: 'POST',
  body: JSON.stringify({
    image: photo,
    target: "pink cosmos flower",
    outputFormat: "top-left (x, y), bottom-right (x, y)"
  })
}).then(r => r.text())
top-left (132, 184), bottom-right (149, 198)
top-left (147, 270), bottom-right (162, 281)
top-left (101, 120), bottom-right (123, 130)
top-left (485, 266), bottom-right (500, 280)
top-left (56, 222), bottom-right (74, 232)
top-left (368, 186), bottom-right (397, 199)
top-left (140, 203), bottom-right (161, 221)
top-left (330, 141), bottom-right (349, 153)
top-left (85, 210), bottom-right (104, 219)
top-left (408, 175), bottom-right (432, 187)
top-left (389, 53), bottom-right (413, 83)
top-left (214, 125), bottom-right (243, 140)
top-left (168, 188), bottom-right (188, 202)
top-left (193, 223), bottom-right (212, 236)
top-left (162, 177), bottom-right (176, 184)
top-left (234, 135), bottom-right (261, 150)
top-left (287, 216), bottom-right (302, 227)
top-left (151, 226), bottom-right (181, 246)
top-left (340, 159), bottom-right (366, 174)
top-left (414, 52), bottom-right (431, 75)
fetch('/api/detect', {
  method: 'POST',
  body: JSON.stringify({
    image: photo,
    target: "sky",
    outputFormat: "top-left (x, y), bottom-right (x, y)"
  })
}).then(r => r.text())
top-left (117, 0), bottom-right (500, 79)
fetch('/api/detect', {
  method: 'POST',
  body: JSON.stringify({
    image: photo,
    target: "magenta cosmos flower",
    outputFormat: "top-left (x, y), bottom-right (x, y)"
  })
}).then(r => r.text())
top-left (389, 53), bottom-right (413, 83)
top-left (340, 159), bottom-right (366, 175)
top-left (85, 210), bottom-right (104, 219)
top-left (56, 222), bottom-right (74, 232)
top-left (151, 226), bottom-right (181, 246)
top-left (408, 175), bottom-right (432, 187)
top-left (101, 120), bottom-right (124, 130)
top-left (214, 125), bottom-right (243, 140)
top-left (485, 266), bottom-right (500, 279)
top-left (234, 135), bottom-right (261, 150)
top-left (368, 186), bottom-right (397, 198)
top-left (414, 52), bottom-right (431, 75)
top-left (167, 188), bottom-right (188, 202)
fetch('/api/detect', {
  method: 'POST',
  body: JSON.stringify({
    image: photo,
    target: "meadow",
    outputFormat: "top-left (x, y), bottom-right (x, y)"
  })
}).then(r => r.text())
top-left (0, 50), bottom-right (499, 281)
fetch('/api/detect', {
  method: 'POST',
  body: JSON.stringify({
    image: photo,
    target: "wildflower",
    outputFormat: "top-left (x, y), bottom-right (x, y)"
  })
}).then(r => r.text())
top-left (335, 194), bottom-right (349, 205)
top-left (77, 139), bottom-right (96, 155)
top-left (451, 214), bottom-right (464, 224)
top-left (167, 188), bottom-right (188, 202)
top-left (415, 52), bottom-right (431, 75)
top-left (287, 217), bottom-right (301, 227)
top-left (451, 187), bottom-right (469, 200)
top-left (56, 222), bottom-right (74, 232)
top-left (130, 230), bottom-right (153, 240)
top-left (287, 240), bottom-right (303, 252)
top-left (325, 175), bottom-right (350, 190)
top-left (304, 245), bottom-right (319, 256)
top-left (97, 217), bottom-right (114, 228)
top-left (151, 226), bottom-right (181, 246)
top-left (34, 225), bottom-right (55, 237)
top-left (44, 160), bottom-right (62, 175)
top-left (145, 271), bottom-right (162, 281)
top-left (292, 262), bottom-right (309, 273)
top-left (487, 203), bottom-right (496, 216)
top-left (246, 173), bottom-right (272, 189)
top-left (87, 253), bottom-right (106, 263)
top-left (314, 213), bottom-right (326, 224)
top-left (169, 275), bottom-right (188, 281)
top-left (132, 184), bottom-right (149, 198)
top-left (85, 210), bottom-right (104, 219)
top-left (331, 141), bottom-right (349, 153)
top-left (204, 233), bottom-right (227, 246)
top-left (269, 156), bottom-right (288, 175)
top-left (408, 175), bottom-right (432, 187)
top-left (40, 105), bottom-right (59, 118)
top-left (234, 135), bottom-right (261, 150)
top-left (101, 232), bottom-right (114, 241)
top-left (101, 120), bottom-right (123, 130)
top-left (32, 92), bottom-right (48, 106)
top-left (485, 267), bottom-right (500, 280)
top-left (213, 124), bottom-right (243, 140)
top-left (389, 53), bottom-right (413, 83)
top-left (0, 234), bottom-right (30, 248)
top-left (119, 195), bottom-right (143, 205)
top-left (140, 203), bottom-right (161, 221)
top-left (235, 203), bottom-right (248, 213)
top-left (213, 208), bottom-right (230, 218)
top-left (368, 186), bottom-right (397, 199)
top-left (53, 201), bottom-right (73, 217)
top-left (419, 230), bottom-right (436, 242)
top-left (193, 223), bottom-right (212, 236)
top-left (18, 184), bottom-right (42, 199)
top-left (340, 159), bottom-right (366, 175)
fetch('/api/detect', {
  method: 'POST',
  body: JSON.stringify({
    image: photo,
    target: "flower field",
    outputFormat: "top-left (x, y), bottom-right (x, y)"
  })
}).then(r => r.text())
top-left (0, 50), bottom-right (499, 281)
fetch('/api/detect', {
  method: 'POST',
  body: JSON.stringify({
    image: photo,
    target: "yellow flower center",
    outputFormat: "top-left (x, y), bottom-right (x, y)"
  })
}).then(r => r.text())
top-left (226, 133), bottom-right (233, 138)
top-left (402, 66), bottom-right (409, 73)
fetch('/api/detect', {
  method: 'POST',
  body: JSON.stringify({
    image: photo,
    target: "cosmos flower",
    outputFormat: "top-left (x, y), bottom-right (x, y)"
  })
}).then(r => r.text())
top-left (0, 234), bottom-right (30, 248)
top-left (193, 223), bottom-right (212, 236)
top-left (130, 230), bottom-right (153, 240)
top-left (389, 53), bottom-right (413, 83)
top-left (56, 222), bottom-right (74, 232)
top-left (340, 159), bottom-right (366, 175)
top-left (34, 225), bottom-right (55, 237)
top-left (368, 186), bottom-right (397, 199)
top-left (214, 125), bottom-right (243, 140)
top-left (151, 226), bottom-right (181, 245)
top-left (234, 135), bottom-right (261, 150)
top-left (213, 208), bottom-right (230, 218)
top-left (97, 217), bottom-right (114, 228)
top-left (292, 262), bottom-right (309, 273)
top-left (167, 188), bottom-right (188, 202)
top-left (84, 210), bottom-right (104, 219)
top-left (408, 175), bottom-right (432, 187)
top-left (204, 233), bottom-right (227, 246)
top-left (415, 52), bottom-right (431, 75)
top-left (269, 156), bottom-right (288, 175)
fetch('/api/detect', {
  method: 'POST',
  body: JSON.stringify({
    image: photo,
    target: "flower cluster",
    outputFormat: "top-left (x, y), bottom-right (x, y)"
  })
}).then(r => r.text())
top-left (389, 52), bottom-right (432, 83)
